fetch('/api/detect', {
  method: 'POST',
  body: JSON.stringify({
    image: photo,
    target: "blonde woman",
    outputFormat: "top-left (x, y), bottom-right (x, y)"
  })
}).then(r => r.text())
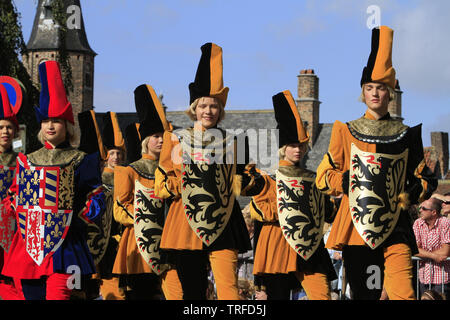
top-left (2, 61), bottom-right (105, 300)
top-left (112, 85), bottom-right (182, 300)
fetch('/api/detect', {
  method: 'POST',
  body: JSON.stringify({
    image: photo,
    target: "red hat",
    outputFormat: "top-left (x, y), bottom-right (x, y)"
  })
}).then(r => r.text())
top-left (35, 61), bottom-right (74, 124)
top-left (0, 83), bottom-right (19, 128)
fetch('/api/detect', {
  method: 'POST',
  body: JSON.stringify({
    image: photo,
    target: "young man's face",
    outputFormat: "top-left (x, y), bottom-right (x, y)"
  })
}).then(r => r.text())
top-left (195, 97), bottom-right (221, 129)
top-left (363, 82), bottom-right (390, 116)
top-left (106, 149), bottom-right (124, 169)
top-left (0, 119), bottom-right (16, 151)
top-left (284, 142), bottom-right (307, 165)
top-left (41, 118), bottom-right (66, 146)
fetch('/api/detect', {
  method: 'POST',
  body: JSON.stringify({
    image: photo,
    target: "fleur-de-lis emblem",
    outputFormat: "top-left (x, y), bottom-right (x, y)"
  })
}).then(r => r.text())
top-left (45, 214), bottom-right (55, 228)
top-left (31, 172), bottom-right (39, 185)
top-left (6, 169), bottom-right (13, 183)
top-left (18, 191), bottom-right (26, 205)
top-left (24, 181), bottom-right (32, 196)
top-left (30, 191), bottom-right (39, 205)
top-left (51, 223), bottom-right (62, 238)
top-left (44, 234), bottom-right (54, 249)
top-left (19, 170), bottom-right (26, 186)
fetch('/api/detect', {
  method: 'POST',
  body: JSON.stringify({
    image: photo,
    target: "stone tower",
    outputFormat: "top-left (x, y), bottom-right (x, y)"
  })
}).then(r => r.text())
top-left (22, 0), bottom-right (96, 133)
top-left (296, 69), bottom-right (321, 146)
top-left (431, 132), bottom-right (449, 179)
top-left (388, 79), bottom-right (403, 121)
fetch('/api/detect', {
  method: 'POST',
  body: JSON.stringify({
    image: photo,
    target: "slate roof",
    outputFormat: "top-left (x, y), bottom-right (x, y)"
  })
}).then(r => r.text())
top-left (27, 0), bottom-right (96, 55)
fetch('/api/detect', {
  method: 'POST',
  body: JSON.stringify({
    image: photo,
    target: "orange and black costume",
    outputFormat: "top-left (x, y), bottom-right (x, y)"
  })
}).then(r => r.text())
top-left (112, 85), bottom-right (182, 300)
top-left (316, 26), bottom-right (437, 300)
top-left (155, 43), bottom-right (251, 300)
top-left (250, 91), bottom-right (336, 300)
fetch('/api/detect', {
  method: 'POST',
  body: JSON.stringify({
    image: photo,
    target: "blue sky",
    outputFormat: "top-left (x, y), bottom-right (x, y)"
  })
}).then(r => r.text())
top-left (15, 0), bottom-right (450, 147)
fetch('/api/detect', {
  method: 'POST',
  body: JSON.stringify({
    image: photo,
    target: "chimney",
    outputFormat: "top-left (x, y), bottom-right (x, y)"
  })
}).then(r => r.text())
top-left (388, 79), bottom-right (403, 121)
top-left (296, 69), bottom-right (321, 146)
top-left (431, 132), bottom-right (449, 179)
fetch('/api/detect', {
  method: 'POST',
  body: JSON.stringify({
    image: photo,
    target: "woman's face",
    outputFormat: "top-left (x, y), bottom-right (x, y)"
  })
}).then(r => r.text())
top-left (146, 132), bottom-right (164, 158)
top-left (106, 148), bottom-right (123, 169)
top-left (195, 97), bottom-right (221, 129)
top-left (41, 118), bottom-right (66, 147)
top-left (284, 142), bottom-right (307, 165)
top-left (0, 119), bottom-right (16, 152)
top-left (363, 82), bottom-right (390, 117)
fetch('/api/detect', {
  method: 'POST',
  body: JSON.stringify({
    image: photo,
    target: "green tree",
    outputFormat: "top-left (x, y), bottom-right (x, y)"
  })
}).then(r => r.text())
top-left (0, 0), bottom-right (40, 152)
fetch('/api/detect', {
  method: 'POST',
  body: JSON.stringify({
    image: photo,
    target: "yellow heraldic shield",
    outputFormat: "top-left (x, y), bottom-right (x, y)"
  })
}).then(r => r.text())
top-left (349, 143), bottom-right (408, 249)
top-left (133, 180), bottom-right (167, 275)
top-left (179, 128), bottom-right (236, 246)
top-left (276, 170), bottom-right (325, 260)
top-left (86, 186), bottom-right (112, 265)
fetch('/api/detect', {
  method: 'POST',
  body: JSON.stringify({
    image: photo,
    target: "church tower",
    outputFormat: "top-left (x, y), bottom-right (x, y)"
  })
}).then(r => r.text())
top-left (22, 0), bottom-right (96, 130)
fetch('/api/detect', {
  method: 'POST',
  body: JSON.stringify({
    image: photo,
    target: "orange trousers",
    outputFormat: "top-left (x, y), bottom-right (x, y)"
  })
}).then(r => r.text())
top-left (382, 243), bottom-right (415, 300)
top-left (99, 277), bottom-right (125, 300)
top-left (295, 271), bottom-right (331, 300)
top-left (209, 249), bottom-right (240, 300)
top-left (161, 268), bottom-right (183, 300)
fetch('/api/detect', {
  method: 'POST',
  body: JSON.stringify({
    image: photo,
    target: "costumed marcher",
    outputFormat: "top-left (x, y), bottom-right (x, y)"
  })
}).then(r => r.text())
top-left (315, 26), bottom-right (437, 300)
top-left (77, 110), bottom-right (126, 300)
top-left (1, 61), bottom-right (105, 300)
top-left (154, 43), bottom-right (253, 300)
top-left (0, 78), bottom-right (23, 300)
top-left (112, 84), bottom-right (182, 300)
top-left (249, 90), bottom-right (337, 300)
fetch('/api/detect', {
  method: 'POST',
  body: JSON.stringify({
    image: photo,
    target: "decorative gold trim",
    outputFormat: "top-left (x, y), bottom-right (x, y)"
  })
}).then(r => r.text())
top-left (347, 117), bottom-right (408, 143)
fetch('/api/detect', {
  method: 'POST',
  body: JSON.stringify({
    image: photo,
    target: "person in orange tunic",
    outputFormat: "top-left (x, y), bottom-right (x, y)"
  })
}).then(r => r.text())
top-left (78, 110), bottom-right (127, 300)
top-left (154, 43), bottom-right (252, 300)
top-left (112, 84), bottom-right (182, 300)
top-left (250, 90), bottom-right (336, 300)
top-left (315, 26), bottom-right (437, 300)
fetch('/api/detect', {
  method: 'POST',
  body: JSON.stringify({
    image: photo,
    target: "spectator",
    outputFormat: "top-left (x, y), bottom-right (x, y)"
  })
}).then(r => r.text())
top-left (413, 197), bottom-right (450, 299)
top-left (439, 193), bottom-right (450, 218)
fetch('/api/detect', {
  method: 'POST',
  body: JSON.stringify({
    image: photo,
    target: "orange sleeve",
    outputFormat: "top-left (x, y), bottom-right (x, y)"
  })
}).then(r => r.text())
top-left (251, 175), bottom-right (278, 222)
top-left (113, 165), bottom-right (135, 226)
top-left (154, 130), bottom-right (182, 199)
top-left (316, 121), bottom-right (346, 196)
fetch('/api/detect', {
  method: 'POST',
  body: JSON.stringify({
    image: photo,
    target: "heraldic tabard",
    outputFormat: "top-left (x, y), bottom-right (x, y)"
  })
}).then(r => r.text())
top-left (15, 154), bottom-right (74, 265)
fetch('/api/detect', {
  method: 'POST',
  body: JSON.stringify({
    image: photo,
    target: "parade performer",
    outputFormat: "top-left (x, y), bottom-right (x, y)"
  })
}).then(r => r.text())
top-left (250, 90), bottom-right (336, 300)
top-left (0, 79), bottom-right (23, 300)
top-left (1, 61), bottom-right (105, 300)
top-left (155, 43), bottom-right (252, 300)
top-left (315, 26), bottom-right (437, 300)
top-left (112, 84), bottom-right (182, 300)
top-left (78, 110), bottom-right (126, 300)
